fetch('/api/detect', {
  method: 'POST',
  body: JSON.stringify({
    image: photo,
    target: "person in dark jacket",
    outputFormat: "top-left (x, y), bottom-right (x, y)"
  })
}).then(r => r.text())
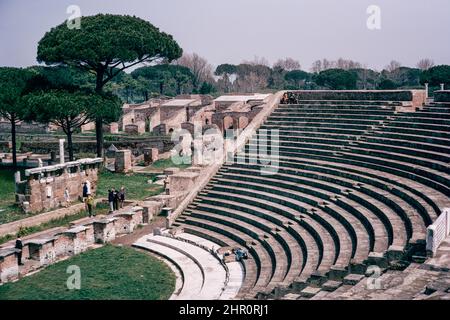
top-left (15, 237), bottom-right (24, 265)
top-left (108, 189), bottom-right (115, 213)
top-left (113, 189), bottom-right (120, 211)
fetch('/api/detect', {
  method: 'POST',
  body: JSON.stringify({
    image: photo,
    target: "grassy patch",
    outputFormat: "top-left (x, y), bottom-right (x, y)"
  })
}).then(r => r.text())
top-left (0, 170), bottom-right (36, 224)
top-left (97, 171), bottom-right (163, 201)
top-left (143, 158), bottom-right (191, 172)
top-left (0, 245), bottom-right (175, 300)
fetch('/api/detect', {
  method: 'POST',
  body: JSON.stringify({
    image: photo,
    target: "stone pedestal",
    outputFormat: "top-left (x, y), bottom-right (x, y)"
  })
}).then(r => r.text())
top-left (141, 201), bottom-right (163, 223)
top-left (93, 218), bottom-right (117, 244)
top-left (115, 150), bottom-right (132, 173)
top-left (61, 226), bottom-right (95, 255)
top-left (27, 238), bottom-right (57, 266)
top-left (0, 249), bottom-right (19, 283)
top-left (144, 148), bottom-right (159, 166)
top-left (113, 209), bottom-right (143, 235)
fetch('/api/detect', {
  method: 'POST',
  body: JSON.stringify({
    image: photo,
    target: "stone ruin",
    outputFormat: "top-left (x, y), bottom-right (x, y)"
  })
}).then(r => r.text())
top-left (15, 158), bottom-right (103, 213)
top-left (0, 202), bottom-right (162, 284)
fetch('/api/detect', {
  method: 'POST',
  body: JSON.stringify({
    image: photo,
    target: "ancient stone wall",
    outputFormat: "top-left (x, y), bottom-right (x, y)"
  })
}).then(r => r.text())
top-left (285, 90), bottom-right (426, 107)
top-left (21, 138), bottom-right (172, 156)
top-left (16, 158), bottom-right (102, 213)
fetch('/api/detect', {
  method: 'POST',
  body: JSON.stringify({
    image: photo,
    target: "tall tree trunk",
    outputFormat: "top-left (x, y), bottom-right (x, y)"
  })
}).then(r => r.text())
top-left (159, 82), bottom-right (164, 95)
top-left (95, 119), bottom-right (104, 158)
top-left (67, 128), bottom-right (74, 162)
top-left (95, 70), bottom-right (104, 158)
top-left (11, 116), bottom-right (17, 171)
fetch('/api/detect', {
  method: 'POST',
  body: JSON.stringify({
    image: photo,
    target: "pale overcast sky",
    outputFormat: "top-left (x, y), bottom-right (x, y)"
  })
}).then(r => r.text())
top-left (0, 0), bottom-right (449, 71)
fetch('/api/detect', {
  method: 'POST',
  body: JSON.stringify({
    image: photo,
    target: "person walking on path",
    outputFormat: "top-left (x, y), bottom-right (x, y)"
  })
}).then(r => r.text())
top-left (82, 182), bottom-right (88, 199)
top-left (15, 237), bottom-right (24, 266)
top-left (119, 186), bottom-right (126, 209)
top-left (64, 187), bottom-right (71, 207)
top-left (86, 195), bottom-right (95, 217)
top-left (108, 189), bottom-right (115, 213)
top-left (113, 189), bottom-right (120, 211)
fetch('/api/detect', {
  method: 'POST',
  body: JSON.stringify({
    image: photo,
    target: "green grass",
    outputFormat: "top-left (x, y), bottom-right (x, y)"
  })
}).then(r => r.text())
top-left (144, 158), bottom-right (191, 171)
top-left (97, 171), bottom-right (163, 201)
top-left (0, 170), bottom-right (36, 224)
top-left (0, 245), bottom-right (175, 300)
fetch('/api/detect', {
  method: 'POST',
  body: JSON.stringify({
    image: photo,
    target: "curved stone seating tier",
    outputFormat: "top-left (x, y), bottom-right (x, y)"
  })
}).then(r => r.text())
top-left (254, 135), bottom-right (450, 181)
top-left (225, 160), bottom-right (427, 244)
top-left (177, 215), bottom-right (277, 292)
top-left (242, 151), bottom-right (444, 218)
top-left (200, 183), bottom-right (338, 272)
top-left (218, 166), bottom-right (400, 246)
top-left (185, 204), bottom-right (302, 287)
top-left (238, 152), bottom-right (439, 222)
top-left (133, 234), bottom-right (236, 300)
top-left (256, 130), bottom-right (450, 156)
top-left (273, 108), bottom-right (397, 115)
top-left (379, 126), bottom-right (450, 140)
top-left (173, 224), bottom-right (259, 298)
top-left (175, 233), bottom-right (244, 300)
top-left (280, 100), bottom-right (401, 107)
top-left (244, 141), bottom-right (450, 198)
top-left (171, 99), bottom-right (450, 299)
top-left (260, 124), bottom-right (368, 136)
top-left (369, 132), bottom-right (450, 149)
top-left (202, 181), bottom-right (368, 270)
top-left (184, 208), bottom-right (292, 288)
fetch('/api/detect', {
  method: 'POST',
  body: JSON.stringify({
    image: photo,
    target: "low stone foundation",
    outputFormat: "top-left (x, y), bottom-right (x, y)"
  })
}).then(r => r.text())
top-left (284, 90), bottom-right (426, 108)
top-left (0, 204), bottom-right (146, 284)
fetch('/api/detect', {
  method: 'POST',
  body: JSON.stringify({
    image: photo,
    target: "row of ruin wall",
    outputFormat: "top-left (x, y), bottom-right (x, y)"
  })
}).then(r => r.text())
top-left (0, 202), bottom-right (163, 284)
top-left (1, 163), bottom-right (198, 284)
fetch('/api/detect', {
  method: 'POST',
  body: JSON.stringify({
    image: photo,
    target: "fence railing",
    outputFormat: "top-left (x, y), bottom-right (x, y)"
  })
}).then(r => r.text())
top-left (426, 208), bottom-right (450, 257)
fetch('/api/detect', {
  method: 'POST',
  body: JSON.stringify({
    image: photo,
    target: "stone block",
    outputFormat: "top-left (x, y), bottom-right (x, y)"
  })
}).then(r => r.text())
top-left (300, 286), bottom-right (321, 298)
top-left (61, 226), bottom-right (95, 255)
top-left (0, 249), bottom-right (19, 283)
top-left (141, 201), bottom-right (163, 223)
top-left (125, 122), bottom-right (145, 135)
top-left (115, 150), bottom-right (132, 173)
top-left (113, 211), bottom-right (138, 234)
top-left (143, 148), bottom-right (159, 166)
top-left (366, 251), bottom-right (389, 269)
top-left (327, 266), bottom-right (348, 281)
top-left (27, 238), bottom-right (56, 266)
top-left (343, 273), bottom-right (365, 285)
top-left (93, 218), bottom-right (117, 244)
top-left (163, 167), bottom-right (180, 176)
top-left (387, 245), bottom-right (405, 261)
top-left (322, 280), bottom-right (342, 292)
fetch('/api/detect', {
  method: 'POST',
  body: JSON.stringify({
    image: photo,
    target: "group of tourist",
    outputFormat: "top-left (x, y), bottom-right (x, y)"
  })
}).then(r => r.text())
top-left (61, 181), bottom-right (127, 218)
top-left (108, 187), bottom-right (126, 213)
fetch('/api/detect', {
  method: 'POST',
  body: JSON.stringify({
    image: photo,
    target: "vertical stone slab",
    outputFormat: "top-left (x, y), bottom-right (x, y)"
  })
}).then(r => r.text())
top-left (143, 148), bottom-right (159, 166)
top-left (115, 150), bottom-right (132, 173)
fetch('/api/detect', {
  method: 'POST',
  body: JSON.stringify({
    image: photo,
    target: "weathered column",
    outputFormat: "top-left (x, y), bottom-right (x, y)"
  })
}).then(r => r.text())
top-left (14, 171), bottom-right (21, 193)
top-left (425, 83), bottom-right (429, 100)
top-left (441, 83), bottom-right (445, 91)
top-left (59, 139), bottom-right (65, 164)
